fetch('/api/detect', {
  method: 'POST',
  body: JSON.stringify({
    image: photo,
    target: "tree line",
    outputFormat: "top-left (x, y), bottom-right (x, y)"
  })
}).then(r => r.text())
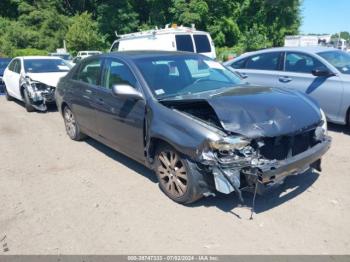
top-left (0, 0), bottom-right (301, 57)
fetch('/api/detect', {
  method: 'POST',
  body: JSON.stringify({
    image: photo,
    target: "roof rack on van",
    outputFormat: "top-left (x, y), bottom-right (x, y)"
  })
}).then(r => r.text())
top-left (115, 24), bottom-right (199, 40)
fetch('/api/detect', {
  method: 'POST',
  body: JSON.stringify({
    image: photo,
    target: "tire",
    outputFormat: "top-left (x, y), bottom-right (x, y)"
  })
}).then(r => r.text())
top-left (63, 106), bottom-right (86, 141)
top-left (154, 144), bottom-right (203, 204)
top-left (3, 85), bottom-right (13, 101)
top-left (23, 88), bottom-right (35, 112)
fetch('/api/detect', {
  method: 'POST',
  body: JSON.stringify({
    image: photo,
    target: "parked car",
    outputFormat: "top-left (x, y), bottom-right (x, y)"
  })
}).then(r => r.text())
top-left (224, 47), bottom-right (350, 126)
top-left (3, 56), bottom-right (72, 112)
top-left (72, 51), bottom-right (102, 64)
top-left (55, 51), bottom-right (331, 204)
top-left (48, 52), bottom-right (73, 64)
top-left (110, 24), bottom-right (216, 59)
top-left (0, 57), bottom-right (12, 94)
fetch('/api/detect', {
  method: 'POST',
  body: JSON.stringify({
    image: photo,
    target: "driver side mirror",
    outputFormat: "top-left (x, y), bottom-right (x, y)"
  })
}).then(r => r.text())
top-left (312, 68), bottom-right (335, 77)
top-left (112, 84), bottom-right (143, 100)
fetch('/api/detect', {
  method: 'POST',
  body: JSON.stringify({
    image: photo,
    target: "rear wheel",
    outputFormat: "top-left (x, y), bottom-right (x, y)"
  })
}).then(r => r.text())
top-left (154, 144), bottom-right (203, 204)
top-left (3, 85), bottom-right (13, 101)
top-left (63, 106), bottom-right (86, 141)
top-left (23, 88), bottom-right (35, 112)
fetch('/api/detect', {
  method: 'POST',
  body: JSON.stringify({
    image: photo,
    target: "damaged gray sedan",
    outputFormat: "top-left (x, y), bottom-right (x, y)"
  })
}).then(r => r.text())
top-left (55, 51), bottom-right (331, 204)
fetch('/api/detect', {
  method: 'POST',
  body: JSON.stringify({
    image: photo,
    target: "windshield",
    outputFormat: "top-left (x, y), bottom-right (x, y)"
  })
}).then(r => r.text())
top-left (318, 50), bottom-right (350, 74)
top-left (24, 59), bottom-right (71, 73)
top-left (134, 55), bottom-right (241, 99)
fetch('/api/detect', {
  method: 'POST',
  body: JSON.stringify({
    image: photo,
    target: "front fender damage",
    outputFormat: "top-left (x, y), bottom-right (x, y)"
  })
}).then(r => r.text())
top-left (21, 76), bottom-right (55, 111)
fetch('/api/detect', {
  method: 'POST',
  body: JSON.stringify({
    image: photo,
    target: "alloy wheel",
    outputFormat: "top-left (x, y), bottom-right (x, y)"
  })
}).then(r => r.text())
top-left (64, 107), bottom-right (77, 138)
top-left (157, 150), bottom-right (188, 198)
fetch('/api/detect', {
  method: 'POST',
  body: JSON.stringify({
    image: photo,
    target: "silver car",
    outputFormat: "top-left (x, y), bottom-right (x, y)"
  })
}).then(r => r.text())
top-left (225, 47), bottom-right (350, 126)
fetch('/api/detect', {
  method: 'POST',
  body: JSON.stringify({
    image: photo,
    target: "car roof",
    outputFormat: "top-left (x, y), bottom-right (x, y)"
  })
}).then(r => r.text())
top-left (237, 46), bottom-right (339, 59)
top-left (17, 56), bottom-right (63, 60)
top-left (103, 50), bottom-right (201, 59)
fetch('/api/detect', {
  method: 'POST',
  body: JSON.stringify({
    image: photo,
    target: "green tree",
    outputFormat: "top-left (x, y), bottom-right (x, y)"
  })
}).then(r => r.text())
top-left (97, 0), bottom-right (139, 42)
top-left (65, 12), bottom-right (106, 54)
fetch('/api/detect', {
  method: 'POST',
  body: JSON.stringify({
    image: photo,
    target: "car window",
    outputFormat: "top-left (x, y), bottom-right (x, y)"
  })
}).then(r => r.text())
top-left (185, 59), bottom-right (210, 78)
top-left (230, 58), bottom-right (247, 69)
top-left (111, 41), bottom-right (119, 52)
top-left (246, 52), bottom-right (281, 70)
top-left (193, 34), bottom-right (211, 53)
top-left (14, 60), bottom-right (21, 73)
top-left (8, 60), bottom-right (16, 72)
top-left (317, 50), bottom-right (350, 75)
top-left (75, 59), bottom-right (102, 85)
top-left (24, 59), bottom-right (70, 73)
top-left (135, 55), bottom-right (241, 99)
top-left (101, 59), bottom-right (137, 89)
top-left (175, 35), bottom-right (194, 52)
top-left (285, 52), bottom-right (327, 73)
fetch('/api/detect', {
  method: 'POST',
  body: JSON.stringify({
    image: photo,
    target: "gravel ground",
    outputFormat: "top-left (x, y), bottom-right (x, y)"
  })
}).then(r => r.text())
top-left (0, 96), bottom-right (349, 255)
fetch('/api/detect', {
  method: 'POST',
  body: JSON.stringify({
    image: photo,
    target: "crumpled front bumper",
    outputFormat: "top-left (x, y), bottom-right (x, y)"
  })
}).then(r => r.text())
top-left (213, 136), bottom-right (331, 195)
top-left (255, 136), bottom-right (331, 194)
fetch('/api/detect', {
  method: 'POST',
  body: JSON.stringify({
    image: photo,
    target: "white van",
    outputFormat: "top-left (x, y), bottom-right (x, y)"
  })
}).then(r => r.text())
top-left (110, 25), bottom-right (216, 59)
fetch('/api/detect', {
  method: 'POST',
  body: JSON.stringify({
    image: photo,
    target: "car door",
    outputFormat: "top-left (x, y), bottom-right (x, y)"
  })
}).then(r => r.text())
top-left (276, 51), bottom-right (343, 122)
top-left (94, 58), bottom-right (146, 162)
top-left (68, 58), bottom-right (103, 135)
top-left (231, 52), bottom-right (283, 87)
top-left (4, 59), bottom-right (22, 100)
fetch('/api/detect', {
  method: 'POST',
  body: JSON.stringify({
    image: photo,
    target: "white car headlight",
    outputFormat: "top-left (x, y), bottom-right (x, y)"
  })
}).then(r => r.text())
top-left (209, 136), bottom-right (250, 152)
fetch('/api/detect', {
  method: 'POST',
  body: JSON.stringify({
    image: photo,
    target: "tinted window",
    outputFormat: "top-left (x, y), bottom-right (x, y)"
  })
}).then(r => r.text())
top-left (246, 52), bottom-right (281, 70)
top-left (24, 59), bottom-right (71, 73)
top-left (318, 50), bottom-right (350, 75)
top-left (175, 35), bottom-right (194, 52)
top-left (101, 59), bottom-right (137, 89)
top-left (193, 34), bottom-right (211, 53)
top-left (7, 60), bottom-right (17, 72)
top-left (75, 59), bottom-right (102, 85)
top-left (285, 52), bottom-right (327, 73)
top-left (14, 60), bottom-right (21, 73)
top-left (134, 55), bottom-right (241, 99)
top-left (111, 41), bottom-right (120, 52)
top-left (230, 58), bottom-right (247, 69)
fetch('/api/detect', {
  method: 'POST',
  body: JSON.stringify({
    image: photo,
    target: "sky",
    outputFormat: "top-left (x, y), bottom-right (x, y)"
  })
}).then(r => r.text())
top-left (300, 0), bottom-right (350, 34)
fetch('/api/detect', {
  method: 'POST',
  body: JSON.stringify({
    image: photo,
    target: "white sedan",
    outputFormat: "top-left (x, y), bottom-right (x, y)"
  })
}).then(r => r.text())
top-left (2, 56), bottom-right (71, 112)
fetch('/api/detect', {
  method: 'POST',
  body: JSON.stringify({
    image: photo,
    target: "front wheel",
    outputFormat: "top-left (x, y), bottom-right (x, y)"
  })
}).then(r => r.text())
top-left (154, 144), bottom-right (203, 204)
top-left (63, 106), bottom-right (86, 141)
top-left (23, 88), bottom-right (35, 112)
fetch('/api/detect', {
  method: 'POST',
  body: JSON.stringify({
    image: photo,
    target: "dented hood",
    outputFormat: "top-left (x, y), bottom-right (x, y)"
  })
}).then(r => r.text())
top-left (206, 86), bottom-right (321, 138)
top-left (26, 72), bottom-right (68, 87)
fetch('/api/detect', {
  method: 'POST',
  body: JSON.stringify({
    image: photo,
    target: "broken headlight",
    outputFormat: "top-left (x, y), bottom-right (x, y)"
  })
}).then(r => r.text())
top-left (209, 136), bottom-right (250, 151)
top-left (25, 76), bottom-right (51, 91)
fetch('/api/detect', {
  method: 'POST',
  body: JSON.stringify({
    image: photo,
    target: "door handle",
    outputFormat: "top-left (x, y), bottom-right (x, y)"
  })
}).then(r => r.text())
top-left (85, 89), bottom-right (92, 94)
top-left (279, 76), bottom-right (292, 83)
